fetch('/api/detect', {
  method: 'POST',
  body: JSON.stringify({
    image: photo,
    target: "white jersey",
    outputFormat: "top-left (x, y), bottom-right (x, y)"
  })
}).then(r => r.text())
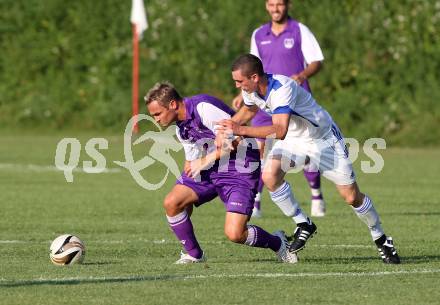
top-left (242, 74), bottom-right (334, 140)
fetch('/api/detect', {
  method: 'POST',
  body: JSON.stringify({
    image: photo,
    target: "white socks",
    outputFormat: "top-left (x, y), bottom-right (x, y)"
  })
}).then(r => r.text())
top-left (269, 181), bottom-right (308, 224)
top-left (352, 195), bottom-right (384, 240)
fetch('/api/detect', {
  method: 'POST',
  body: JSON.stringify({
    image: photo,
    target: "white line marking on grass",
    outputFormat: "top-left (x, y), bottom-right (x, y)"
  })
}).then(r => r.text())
top-left (185, 269), bottom-right (440, 279)
top-left (0, 240), bottom-right (27, 244)
top-left (1, 269), bottom-right (439, 286)
top-left (0, 163), bottom-right (122, 173)
top-left (0, 239), bottom-right (372, 248)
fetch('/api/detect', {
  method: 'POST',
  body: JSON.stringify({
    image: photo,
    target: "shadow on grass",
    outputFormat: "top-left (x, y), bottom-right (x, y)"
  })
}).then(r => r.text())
top-left (81, 261), bottom-right (117, 266)
top-left (303, 255), bottom-right (440, 264)
top-left (0, 274), bottom-right (180, 288)
top-left (382, 211), bottom-right (440, 216)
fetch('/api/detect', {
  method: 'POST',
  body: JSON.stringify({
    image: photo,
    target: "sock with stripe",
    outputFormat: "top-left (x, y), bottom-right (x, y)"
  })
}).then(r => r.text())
top-left (244, 225), bottom-right (282, 252)
top-left (254, 192), bottom-right (261, 210)
top-left (269, 181), bottom-right (308, 224)
top-left (166, 210), bottom-right (203, 259)
top-left (352, 195), bottom-right (384, 241)
top-left (303, 164), bottom-right (323, 200)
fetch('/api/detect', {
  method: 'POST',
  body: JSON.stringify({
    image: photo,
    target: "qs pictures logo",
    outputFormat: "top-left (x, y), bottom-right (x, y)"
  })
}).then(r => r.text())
top-left (54, 115), bottom-right (183, 190)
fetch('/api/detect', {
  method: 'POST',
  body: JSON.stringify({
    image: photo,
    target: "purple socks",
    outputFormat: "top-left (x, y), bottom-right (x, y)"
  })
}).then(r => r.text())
top-left (303, 169), bottom-right (321, 190)
top-left (167, 210), bottom-right (203, 259)
top-left (245, 225), bottom-right (282, 252)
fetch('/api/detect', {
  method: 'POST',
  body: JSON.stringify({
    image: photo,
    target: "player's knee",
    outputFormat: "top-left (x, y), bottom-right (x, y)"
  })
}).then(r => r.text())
top-left (163, 194), bottom-right (180, 214)
top-left (262, 172), bottom-right (277, 191)
top-left (341, 192), bottom-right (357, 205)
top-left (224, 227), bottom-right (245, 244)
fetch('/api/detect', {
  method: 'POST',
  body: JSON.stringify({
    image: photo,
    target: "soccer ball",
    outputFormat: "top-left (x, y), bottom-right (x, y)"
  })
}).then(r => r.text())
top-left (49, 234), bottom-right (85, 266)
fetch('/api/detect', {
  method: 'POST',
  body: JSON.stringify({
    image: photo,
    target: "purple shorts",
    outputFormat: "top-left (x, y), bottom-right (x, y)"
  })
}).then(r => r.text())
top-left (176, 167), bottom-right (260, 216)
top-left (251, 110), bottom-right (272, 142)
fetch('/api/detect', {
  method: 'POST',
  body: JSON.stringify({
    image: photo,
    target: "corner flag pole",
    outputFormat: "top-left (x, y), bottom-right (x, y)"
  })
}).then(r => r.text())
top-left (132, 23), bottom-right (140, 133)
top-left (130, 0), bottom-right (148, 134)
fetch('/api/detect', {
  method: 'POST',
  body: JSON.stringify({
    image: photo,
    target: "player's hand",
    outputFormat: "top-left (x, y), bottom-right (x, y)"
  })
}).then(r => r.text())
top-left (217, 119), bottom-right (243, 136)
top-left (189, 154), bottom-right (217, 178)
top-left (292, 74), bottom-right (307, 85)
top-left (214, 125), bottom-right (234, 151)
top-left (184, 161), bottom-right (192, 177)
top-left (188, 158), bottom-right (202, 178)
top-left (232, 93), bottom-right (244, 111)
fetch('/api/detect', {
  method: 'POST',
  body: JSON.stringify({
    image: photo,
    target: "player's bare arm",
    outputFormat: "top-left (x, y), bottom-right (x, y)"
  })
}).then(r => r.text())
top-left (292, 61), bottom-right (322, 85)
top-left (188, 136), bottom-right (242, 177)
top-left (230, 103), bottom-right (259, 125)
top-left (218, 113), bottom-right (290, 140)
top-left (231, 92), bottom-right (244, 110)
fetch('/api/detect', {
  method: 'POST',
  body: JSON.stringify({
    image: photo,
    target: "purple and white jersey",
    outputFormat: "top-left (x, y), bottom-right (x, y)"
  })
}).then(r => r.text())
top-left (176, 94), bottom-right (234, 161)
top-left (243, 74), bottom-right (334, 140)
top-left (175, 95), bottom-right (260, 213)
top-left (176, 94), bottom-right (259, 167)
top-left (250, 18), bottom-right (323, 93)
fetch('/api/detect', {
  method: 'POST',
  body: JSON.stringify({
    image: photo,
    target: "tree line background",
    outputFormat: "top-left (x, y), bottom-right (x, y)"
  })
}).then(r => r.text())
top-left (1, 0), bottom-right (439, 145)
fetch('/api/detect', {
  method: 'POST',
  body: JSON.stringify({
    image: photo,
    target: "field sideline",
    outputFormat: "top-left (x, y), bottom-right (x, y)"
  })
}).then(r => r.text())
top-left (0, 134), bottom-right (439, 305)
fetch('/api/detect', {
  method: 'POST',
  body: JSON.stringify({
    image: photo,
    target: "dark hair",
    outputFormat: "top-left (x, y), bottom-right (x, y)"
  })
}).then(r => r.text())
top-left (266, 0), bottom-right (289, 4)
top-left (144, 81), bottom-right (182, 106)
top-left (231, 54), bottom-right (265, 78)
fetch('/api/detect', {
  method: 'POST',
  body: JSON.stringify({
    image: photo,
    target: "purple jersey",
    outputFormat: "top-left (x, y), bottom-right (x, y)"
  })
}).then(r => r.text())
top-left (251, 18), bottom-right (316, 93)
top-left (250, 18), bottom-right (324, 129)
top-left (177, 94), bottom-right (234, 142)
top-left (175, 94), bottom-right (260, 215)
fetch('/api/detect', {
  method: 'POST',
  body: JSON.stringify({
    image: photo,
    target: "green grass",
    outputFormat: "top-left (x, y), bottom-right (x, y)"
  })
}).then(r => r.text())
top-left (1, 134), bottom-right (440, 305)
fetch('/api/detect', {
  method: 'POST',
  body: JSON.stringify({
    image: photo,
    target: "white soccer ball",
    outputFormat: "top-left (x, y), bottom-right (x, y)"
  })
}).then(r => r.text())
top-left (49, 234), bottom-right (85, 266)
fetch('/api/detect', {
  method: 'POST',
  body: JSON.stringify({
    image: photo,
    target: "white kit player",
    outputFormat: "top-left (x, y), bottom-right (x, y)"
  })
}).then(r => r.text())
top-left (217, 54), bottom-right (400, 264)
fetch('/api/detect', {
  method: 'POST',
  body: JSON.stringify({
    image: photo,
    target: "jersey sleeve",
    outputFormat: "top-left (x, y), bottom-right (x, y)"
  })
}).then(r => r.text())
top-left (242, 91), bottom-right (255, 107)
top-left (299, 23), bottom-right (324, 64)
top-left (196, 102), bottom-right (232, 133)
top-left (175, 127), bottom-right (201, 161)
top-left (271, 83), bottom-right (297, 113)
top-left (250, 29), bottom-right (261, 58)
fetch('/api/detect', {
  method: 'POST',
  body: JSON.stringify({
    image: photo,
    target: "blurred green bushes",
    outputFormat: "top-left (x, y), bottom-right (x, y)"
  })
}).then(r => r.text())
top-left (0, 0), bottom-right (439, 145)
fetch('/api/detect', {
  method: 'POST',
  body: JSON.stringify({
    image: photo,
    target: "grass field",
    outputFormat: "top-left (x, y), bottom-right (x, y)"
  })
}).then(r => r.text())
top-left (1, 133), bottom-right (440, 305)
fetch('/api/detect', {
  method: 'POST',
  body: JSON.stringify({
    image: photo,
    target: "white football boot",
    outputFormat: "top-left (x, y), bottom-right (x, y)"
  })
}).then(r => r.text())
top-left (311, 198), bottom-right (326, 217)
top-left (174, 251), bottom-right (207, 264)
top-left (273, 231), bottom-right (298, 264)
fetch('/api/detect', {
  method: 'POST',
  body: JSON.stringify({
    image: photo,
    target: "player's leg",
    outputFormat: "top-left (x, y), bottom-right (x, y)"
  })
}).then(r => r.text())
top-left (317, 132), bottom-right (400, 264)
top-left (303, 162), bottom-right (326, 217)
top-left (335, 182), bottom-right (400, 264)
top-left (251, 140), bottom-right (265, 218)
top-left (250, 110), bottom-right (273, 219)
top-left (223, 209), bottom-right (297, 263)
top-left (262, 155), bottom-right (317, 253)
top-left (163, 184), bottom-right (206, 263)
top-left (215, 166), bottom-right (297, 263)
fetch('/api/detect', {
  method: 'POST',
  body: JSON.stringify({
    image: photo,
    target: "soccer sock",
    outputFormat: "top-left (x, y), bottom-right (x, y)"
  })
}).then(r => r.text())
top-left (244, 225), bottom-right (282, 252)
top-left (303, 167), bottom-right (322, 199)
top-left (352, 195), bottom-right (385, 241)
top-left (254, 192), bottom-right (261, 210)
top-left (269, 181), bottom-right (309, 224)
top-left (166, 210), bottom-right (203, 259)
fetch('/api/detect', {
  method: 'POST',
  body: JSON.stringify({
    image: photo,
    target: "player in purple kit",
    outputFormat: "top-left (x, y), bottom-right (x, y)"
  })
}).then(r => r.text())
top-left (233, 0), bottom-right (326, 217)
top-left (144, 81), bottom-right (298, 264)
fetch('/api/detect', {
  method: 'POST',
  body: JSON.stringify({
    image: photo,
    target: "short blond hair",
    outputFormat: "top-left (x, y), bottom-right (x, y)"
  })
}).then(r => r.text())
top-left (144, 82), bottom-right (182, 106)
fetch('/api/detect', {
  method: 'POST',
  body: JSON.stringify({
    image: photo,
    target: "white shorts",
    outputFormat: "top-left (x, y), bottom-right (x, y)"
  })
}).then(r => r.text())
top-left (267, 129), bottom-right (356, 186)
